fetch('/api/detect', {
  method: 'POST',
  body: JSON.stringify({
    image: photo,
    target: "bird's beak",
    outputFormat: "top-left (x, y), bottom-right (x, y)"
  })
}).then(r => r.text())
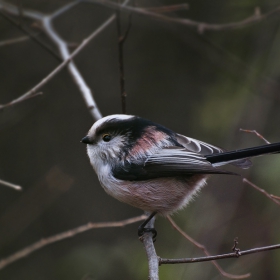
top-left (81, 136), bottom-right (92, 144)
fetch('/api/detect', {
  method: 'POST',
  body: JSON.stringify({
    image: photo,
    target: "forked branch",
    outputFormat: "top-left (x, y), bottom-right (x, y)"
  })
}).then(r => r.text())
top-left (166, 216), bottom-right (250, 279)
top-left (159, 243), bottom-right (280, 264)
top-left (85, 0), bottom-right (280, 33)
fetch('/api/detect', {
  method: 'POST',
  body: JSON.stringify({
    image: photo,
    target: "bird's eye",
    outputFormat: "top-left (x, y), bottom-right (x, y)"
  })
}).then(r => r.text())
top-left (102, 134), bottom-right (111, 142)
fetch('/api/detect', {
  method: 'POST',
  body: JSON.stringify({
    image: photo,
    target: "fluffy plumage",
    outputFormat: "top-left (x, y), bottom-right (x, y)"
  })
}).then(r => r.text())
top-left (82, 115), bottom-right (253, 215)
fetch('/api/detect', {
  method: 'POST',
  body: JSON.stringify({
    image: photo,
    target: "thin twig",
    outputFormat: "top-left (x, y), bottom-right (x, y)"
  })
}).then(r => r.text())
top-left (270, 194), bottom-right (280, 200)
top-left (0, 35), bottom-right (28, 46)
top-left (0, 179), bottom-right (22, 191)
top-left (0, 0), bottom-right (103, 119)
top-left (243, 178), bottom-right (280, 206)
top-left (143, 4), bottom-right (189, 13)
top-left (0, 214), bottom-right (147, 271)
top-left (0, 11), bottom-right (61, 61)
top-left (42, 15), bottom-right (103, 120)
top-left (159, 244), bottom-right (280, 264)
top-left (239, 131), bottom-right (280, 203)
top-left (240, 129), bottom-right (270, 144)
top-left (0, 13), bottom-right (113, 118)
top-left (166, 216), bottom-right (250, 279)
top-left (116, 3), bottom-right (129, 114)
top-left (0, 0), bottom-right (129, 120)
top-left (85, 0), bottom-right (280, 33)
top-left (0, 92), bottom-right (43, 109)
top-left (50, 0), bottom-right (80, 19)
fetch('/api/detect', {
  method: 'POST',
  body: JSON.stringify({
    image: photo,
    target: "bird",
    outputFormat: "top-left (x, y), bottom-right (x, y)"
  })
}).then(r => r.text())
top-left (81, 114), bottom-right (280, 238)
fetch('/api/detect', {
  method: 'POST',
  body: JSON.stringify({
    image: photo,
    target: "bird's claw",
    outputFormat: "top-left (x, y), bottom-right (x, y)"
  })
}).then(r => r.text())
top-left (138, 226), bottom-right (157, 242)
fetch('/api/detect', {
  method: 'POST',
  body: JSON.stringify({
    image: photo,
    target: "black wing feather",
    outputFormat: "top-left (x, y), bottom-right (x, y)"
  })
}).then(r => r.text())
top-left (113, 147), bottom-right (236, 181)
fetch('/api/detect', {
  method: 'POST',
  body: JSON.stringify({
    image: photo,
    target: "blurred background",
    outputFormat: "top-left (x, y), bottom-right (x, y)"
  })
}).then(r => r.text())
top-left (1, 0), bottom-right (280, 279)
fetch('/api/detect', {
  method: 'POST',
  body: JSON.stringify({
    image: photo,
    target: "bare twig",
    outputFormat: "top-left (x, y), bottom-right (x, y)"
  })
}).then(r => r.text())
top-left (0, 179), bottom-right (22, 191)
top-left (240, 129), bottom-right (270, 144)
top-left (0, 0), bottom-right (129, 120)
top-left (116, 2), bottom-right (131, 114)
top-left (159, 244), bottom-right (280, 264)
top-left (143, 4), bottom-right (189, 13)
top-left (42, 15), bottom-right (103, 120)
top-left (232, 238), bottom-right (240, 255)
top-left (85, 0), bottom-right (280, 33)
top-left (0, 214), bottom-right (146, 271)
top-left (166, 216), bottom-right (250, 279)
top-left (0, 11), bottom-right (61, 61)
top-left (0, 92), bottom-right (43, 109)
top-left (0, 0), bottom-right (104, 119)
top-left (0, 12), bottom-right (113, 118)
top-left (0, 1), bottom-right (44, 20)
top-left (50, 0), bottom-right (128, 117)
top-left (240, 130), bottom-right (280, 202)
top-left (50, 0), bottom-right (80, 19)
top-left (270, 194), bottom-right (280, 200)
top-left (2, 0), bottom-right (279, 116)
top-left (243, 178), bottom-right (280, 206)
top-left (0, 35), bottom-right (28, 46)
top-left (141, 215), bottom-right (159, 280)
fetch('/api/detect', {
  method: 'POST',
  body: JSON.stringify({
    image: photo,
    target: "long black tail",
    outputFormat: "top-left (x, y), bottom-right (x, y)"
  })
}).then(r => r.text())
top-left (206, 142), bottom-right (280, 166)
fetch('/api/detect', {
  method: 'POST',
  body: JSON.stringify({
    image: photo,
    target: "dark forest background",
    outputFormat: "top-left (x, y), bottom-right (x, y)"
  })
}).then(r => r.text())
top-left (1, 0), bottom-right (280, 279)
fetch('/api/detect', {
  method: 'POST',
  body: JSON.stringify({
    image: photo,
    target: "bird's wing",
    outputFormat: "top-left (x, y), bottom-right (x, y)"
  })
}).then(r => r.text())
top-left (176, 133), bottom-right (252, 168)
top-left (175, 133), bottom-right (224, 154)
top-left (112, 147), bottom-right (236, 181)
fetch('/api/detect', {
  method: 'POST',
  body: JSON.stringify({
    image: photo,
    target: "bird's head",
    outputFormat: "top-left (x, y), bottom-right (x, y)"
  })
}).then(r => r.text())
top-left (81, 114), bottom-right (176, 170)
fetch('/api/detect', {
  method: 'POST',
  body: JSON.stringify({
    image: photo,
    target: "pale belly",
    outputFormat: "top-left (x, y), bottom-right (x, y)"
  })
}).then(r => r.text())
top-left (100, 174), bottom-right (208, 215)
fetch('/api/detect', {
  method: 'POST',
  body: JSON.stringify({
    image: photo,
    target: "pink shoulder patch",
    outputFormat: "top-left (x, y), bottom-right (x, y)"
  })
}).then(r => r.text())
top-left (129, 126), bottom-right (167, 156)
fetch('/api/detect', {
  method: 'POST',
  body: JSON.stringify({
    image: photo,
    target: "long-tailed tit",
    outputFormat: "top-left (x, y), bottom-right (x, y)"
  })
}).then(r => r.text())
top-left (81, 114), bottom-right (280, 237)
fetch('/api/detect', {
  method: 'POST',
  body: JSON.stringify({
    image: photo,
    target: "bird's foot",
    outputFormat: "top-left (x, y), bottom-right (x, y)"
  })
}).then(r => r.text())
top-left (138, 225), bottom-right (157, 242)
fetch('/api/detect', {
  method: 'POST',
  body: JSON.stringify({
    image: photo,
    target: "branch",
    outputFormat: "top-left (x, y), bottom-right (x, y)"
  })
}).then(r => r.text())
top-left (50, 0), bottom-right (80, 19)
top-left (159, 244), bottom-right (280, 264)
top-left (164, 218), bottom-right (280, 264)
top-left (0, 0), bottom-right (130, 119)
top-left (0, 35), bottom-right (28, 47)
top-left (243, 178), bottom-right (280, 206)
top-left (0, 9), bottom-right (112, 119)
top-left (85, 0), bottom-right (280, 33)
top-left (141, 215), bottom-right (159, 280)
top-left (42, 15), bottom-right (103, 120)
top-left (0, 1), bottom-right (43, 20)
top-left (0, 179), bottom-right (22, 191)
top-left (0, 214), bottom-right (146, 271)
top-left (239, 130), bottom-right (280, 203)
top-left (240, 128), bottom-right (270, 144)
top-left (270, 194), bottom-right (280, 200)
top-left (0, 1), bottom-right (105, 120)
top-left (0, 92), bottom-right (43, 109)
top-left (143, 4), bottom-right (189, 13)
top-left (116, 2), bottom-right (131, 114)
top-left (0, 11), bottom-right (61, 61)
top-left (166, 216), bottom-right (250, 279)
